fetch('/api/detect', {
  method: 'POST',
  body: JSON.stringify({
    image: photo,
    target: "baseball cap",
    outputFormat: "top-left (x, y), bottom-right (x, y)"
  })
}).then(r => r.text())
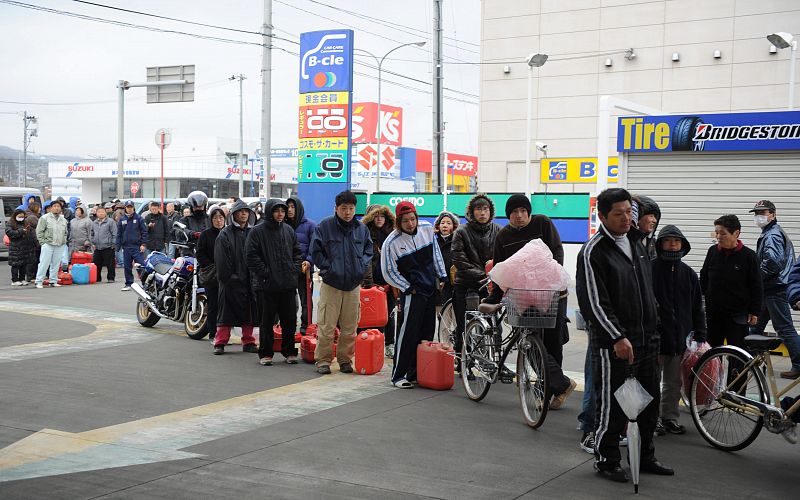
top-left (749, 200), bottom-right (776, 213)
top-left (124, 200), bottom-right (135, 207)
top-left (395, 201), bottom-right (417, 218)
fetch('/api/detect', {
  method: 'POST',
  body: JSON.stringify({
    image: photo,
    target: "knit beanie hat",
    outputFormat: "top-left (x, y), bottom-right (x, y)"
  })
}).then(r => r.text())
top-left (505, 193), bottom-right (532, 219)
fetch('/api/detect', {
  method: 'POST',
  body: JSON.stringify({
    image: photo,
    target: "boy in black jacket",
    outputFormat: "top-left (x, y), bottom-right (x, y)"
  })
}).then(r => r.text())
top-left (652, 225), bottom-right (706, 435)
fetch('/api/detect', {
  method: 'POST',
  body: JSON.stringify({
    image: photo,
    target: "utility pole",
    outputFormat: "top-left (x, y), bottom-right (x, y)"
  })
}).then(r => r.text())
top-left (230, 74), bottom-right (247, 198)
top-left (22, 111), bottom-right (38, 188)
top-left (432, 0), bottom-right (444, 195)
top-left (261, 0), bottom-right (273, 198)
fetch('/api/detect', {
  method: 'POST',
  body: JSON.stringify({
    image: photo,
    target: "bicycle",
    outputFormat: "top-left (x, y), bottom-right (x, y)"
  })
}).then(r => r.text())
top-left (688, 334), bottom-right (800, 451)
top-left (460, 288), bottom-right (560, 429)
top-left (436, 278), bottom-right (490, 346)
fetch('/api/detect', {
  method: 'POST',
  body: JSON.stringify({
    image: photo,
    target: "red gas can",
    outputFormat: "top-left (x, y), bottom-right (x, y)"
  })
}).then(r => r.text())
top-left (300, 335), bottom-right (337, 363)
top-left (355, 329), bottom-right (384, 375)
top-left (417, 341), bottom-right (455, 390)
top-left (358, 286), bottom-right (388, 328)
top-left (272, 325), bottom-right (302, 353)
top-left (71, 251), bottom-right (92, 265)
top-left (87, 263), bottom-right (98, 284)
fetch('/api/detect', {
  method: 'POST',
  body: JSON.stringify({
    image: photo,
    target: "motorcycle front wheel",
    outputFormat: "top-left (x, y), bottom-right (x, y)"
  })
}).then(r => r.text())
top-left (184, 293), bottom-right (208, 340)
top-left (136, 298), bottom-right (161, 327)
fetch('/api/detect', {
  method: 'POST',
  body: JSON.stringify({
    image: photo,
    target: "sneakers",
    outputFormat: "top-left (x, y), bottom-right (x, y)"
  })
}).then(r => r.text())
top-left (663, 420), bottom-right (686, 435)
top-left (339, 363), bottom-right (354, 373)
top-left (550, 378), bottom-right (577, 410)
top-left (51, 283), bottom-right (62, 288)
top-left (594, 462), bottom-right (629, 483)
top-left (285, 355), bottom-right (298, 364)
top-left (580, 432), bottom-right (596, 454)
top-left (242, 343), bottom-right (259, 353)
top-left (121, 285), bottom-right (131, 291)
top-left (655, 418), bottom-right (667, 436)
top-left (317, 364), bottom-right (331, 374)
top-left (20, 280), bottom-right (29, 286)
top-left (385, 344), bottom-right (395, 358)
top-left (11, 282), bottom-right (21, 286)
top-left (392, 378), bottom-right (414, 389)
top-left (259, 357), bottom-right (273, 366)
top-left (619, 435), bottom-right (628, 447)
top-left (35, 283), bottom-right (44, 289)
top-left (782, 425), bottom-right (798, 444)
top-left (213, 346), bottom-right (224, 355)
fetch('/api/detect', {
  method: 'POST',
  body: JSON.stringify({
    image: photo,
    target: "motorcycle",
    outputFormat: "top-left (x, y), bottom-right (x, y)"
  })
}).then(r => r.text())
top-left (131, 221), bottom-right (209, 340)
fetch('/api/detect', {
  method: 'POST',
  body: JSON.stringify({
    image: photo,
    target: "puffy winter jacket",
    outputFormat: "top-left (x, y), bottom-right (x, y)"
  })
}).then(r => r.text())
top-left (381, 220), bottom-right (447, 296)
top-left (361, 205), bottom-right (395, 287)
top-left (700, 241), bottom-right (763, 317)
top-left (788, 259), bottom-right (800, 307)
top-left (652, 225), bottom-right (707, 355)
top-left (756, 219), bottom-right (796, 290)
top-left (576, 224), bottom-right (659, 350)
top-left (451, 194), bottom-right (500, 285)
top-left (287, 196), bottom-right (316, 265)
top-left (310, 214), bottom-right (373, 292)
top-left (215, 200), bottom-right (257, 326)
top-left (69, 215), bottom-right (93, 254)
top-left (91, 217), bottom-right (117, 250)
top-left (143, 212), bottom-right (171, 251)
top-left (246, 199), bottom-right (302, 292)
top-left (116, 212), bottom-right (148, 248)
top-left (5, 209), bottom-right (36, 267)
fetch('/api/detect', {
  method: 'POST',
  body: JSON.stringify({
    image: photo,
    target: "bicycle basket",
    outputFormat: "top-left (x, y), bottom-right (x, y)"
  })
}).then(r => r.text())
top-left (505, 289), bottom-right (560, 328)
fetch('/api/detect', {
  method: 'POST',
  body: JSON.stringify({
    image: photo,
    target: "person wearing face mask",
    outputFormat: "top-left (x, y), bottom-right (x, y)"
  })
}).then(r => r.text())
top-left (700, 214), bottom-right (762, 351)
top-left (6, 208), bottom-right (36, 286)
top-left (652, 225), bottom-right (706, 436)
top-left (747, 200), bottom-right (800, 379)
top-left (434, 211), bottom-right (459, 306)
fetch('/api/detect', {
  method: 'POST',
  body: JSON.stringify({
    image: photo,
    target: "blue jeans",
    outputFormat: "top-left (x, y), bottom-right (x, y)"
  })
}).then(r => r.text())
top-left (116, 248), bottom-right (124, 266)
top-left (577, 343), bottom-right (596, 432)
top-left (122, 245), bottom-right (145, 286)
top-left (35, 243), bottom-right (66, 285)
top-left (751, 288), bottom-right (800, 371)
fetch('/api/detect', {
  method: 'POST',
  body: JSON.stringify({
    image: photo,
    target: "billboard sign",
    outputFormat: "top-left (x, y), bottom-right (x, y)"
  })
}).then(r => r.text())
top-left (446, 153), bottom-right (477, 177)
top-left (618, 111), bottom-right (800, 152)
top-left (540, 157), bottom-right (619, 183)
top-left (299, 30), bottom-right (354, 94)
top-left (351, 102), bottom-right (403, 145)
top-left (353, 144), bottom-right (398, 178)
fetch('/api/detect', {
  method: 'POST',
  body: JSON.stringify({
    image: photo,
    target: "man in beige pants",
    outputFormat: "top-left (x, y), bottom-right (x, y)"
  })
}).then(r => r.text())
top-left (309, 191), bottom-right (374, 375)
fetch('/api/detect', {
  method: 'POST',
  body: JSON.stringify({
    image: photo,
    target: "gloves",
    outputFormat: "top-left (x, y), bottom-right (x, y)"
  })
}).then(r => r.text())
top-left (193, 231), bottom-right (201, 239)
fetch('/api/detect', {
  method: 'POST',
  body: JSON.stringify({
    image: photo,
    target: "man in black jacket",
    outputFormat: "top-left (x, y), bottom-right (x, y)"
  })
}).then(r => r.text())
top-left (143, 201), bottom-right (170, 255)
top-left (576, 188), bottom-right (673, 484)
top-left (246, 199), bottom-right (303, 365)
top-left (451, 194), bottom-right (500, 357)
top-left (652, 224), bottom-right (706, 435)
top-left (213, 200), bottom-right (258, 355)
top-left (488, 194), bottom-right (575, 408)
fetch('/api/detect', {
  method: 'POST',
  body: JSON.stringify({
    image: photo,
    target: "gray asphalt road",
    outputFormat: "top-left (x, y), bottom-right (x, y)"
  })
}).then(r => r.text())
top-left (0, 278), bottom-right (794, 499)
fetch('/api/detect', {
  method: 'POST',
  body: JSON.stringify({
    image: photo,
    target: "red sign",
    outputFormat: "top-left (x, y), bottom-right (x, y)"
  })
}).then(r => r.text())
top-left (351, 102), bottom-right (403, 146)
top-left (130, 181), bottom-right (140, 195)
top-left (298, 104), bottom-right (350, 138)
top-left (447, 153), bottom-right (478, 177)
top-left (356, 144), bottom-right (396, 172)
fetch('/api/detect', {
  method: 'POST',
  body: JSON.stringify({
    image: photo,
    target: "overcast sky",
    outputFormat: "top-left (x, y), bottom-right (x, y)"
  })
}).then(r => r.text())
top-left (0, 0), bottom-right (480, 160)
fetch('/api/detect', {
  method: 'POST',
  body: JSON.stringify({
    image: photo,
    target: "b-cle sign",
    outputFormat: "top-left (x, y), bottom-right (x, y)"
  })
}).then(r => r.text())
top-left (540, 157), bottom-right (619, 183)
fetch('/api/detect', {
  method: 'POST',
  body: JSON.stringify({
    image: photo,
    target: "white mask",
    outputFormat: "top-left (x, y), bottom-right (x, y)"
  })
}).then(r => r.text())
top-left (16, 217), bottom-right (24, 222)
top-left (754, 215), bottom-right (770, 228)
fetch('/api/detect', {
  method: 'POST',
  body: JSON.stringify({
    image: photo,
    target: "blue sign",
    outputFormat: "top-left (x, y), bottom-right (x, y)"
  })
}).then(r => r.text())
top-left (618, 111), bottom-right (800, 153)
top-left (548, 161), bottom-right (567, 181)
top-left (299, 30), bottom-right (354, 94)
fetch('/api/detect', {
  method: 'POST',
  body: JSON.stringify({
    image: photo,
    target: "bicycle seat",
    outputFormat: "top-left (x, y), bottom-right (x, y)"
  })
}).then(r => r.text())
top-left (478, 302), bottom-right (503, 315)
top-left (744, 334), bottom-right (782, 352)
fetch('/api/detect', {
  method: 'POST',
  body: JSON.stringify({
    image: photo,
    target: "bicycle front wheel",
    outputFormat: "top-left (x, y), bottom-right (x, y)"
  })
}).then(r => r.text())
top-left (517, 332), bottom-right (550, 428)
top-left (689, 347), bottom-right (766, 451)
top-left (461, 318), bottom-right (493, 402)
top-left (437, 299), bottom-right (457, 346)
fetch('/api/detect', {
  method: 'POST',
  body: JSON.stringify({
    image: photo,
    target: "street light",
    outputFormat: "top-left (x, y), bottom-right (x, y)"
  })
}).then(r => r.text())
top-left (525, 53), bottom-right (548, 198)
top-left (356, 41), bottom-right (426, 193)
top-left (767, 32), bottom-right (797, 110)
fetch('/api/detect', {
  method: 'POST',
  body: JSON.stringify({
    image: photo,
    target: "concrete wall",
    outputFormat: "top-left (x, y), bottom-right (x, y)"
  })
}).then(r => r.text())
top-left (479, 0), bottom-right (800, 192)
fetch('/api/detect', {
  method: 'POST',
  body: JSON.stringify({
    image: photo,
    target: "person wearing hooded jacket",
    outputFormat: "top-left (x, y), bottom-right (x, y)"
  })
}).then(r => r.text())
top-left (6, 208), bottom-right (36, 285)
top-left (247, 199), bottom-right (303, 364)
top-left (451, 194), bottom-right (500, 356)
top-left (434, 211), bottom-right (458, 306)
top-left (197, 204), bottom-right (226, 345)
top-left (68, 206), bottom-right (93, 257)
top-left (286, 196), bottom-right (316, 335)
top-left (652, 225), bottom-right (706, 435)
top-left (213, 200), bottom-right (258, 355)
top-left (632, 195), bottom-right (661, 261)
top-left (361, 204), bottom-right (397, 356)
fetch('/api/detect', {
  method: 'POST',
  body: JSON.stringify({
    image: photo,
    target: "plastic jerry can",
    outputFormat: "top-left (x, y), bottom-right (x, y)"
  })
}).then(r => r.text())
top-left (355, 329), bottom-right (384, 375)
top-left (71, 264), bottom-right (90, 285)
top-left (272, 325), bottom-right (302, 353)
top-left (87, 263), bottom-right (98, 284)
top-left (417, 341), bottom-right (455, 390)
top-left (71, 251), bottom-right (92, 265)
top-left (300, 335), bottom-right (337, 363)
top-left (358, 286), bottom-right (388, 328)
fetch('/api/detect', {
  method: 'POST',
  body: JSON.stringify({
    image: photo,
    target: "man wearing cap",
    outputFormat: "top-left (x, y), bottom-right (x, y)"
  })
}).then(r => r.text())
top-left (451, 194), bottom-right (501, 360)
top-left (34, 199), bottom-right (68, 288)
top-left (309, 191), bottom-right (374, 375)
top-left (749, 200), bottom-right (800, 379)
top-left (381, 201), bottom-right (448, 388)
top-left (116, 200), bottom-right (148, 291)
top-left (487, 194), bottom-right (576, 408)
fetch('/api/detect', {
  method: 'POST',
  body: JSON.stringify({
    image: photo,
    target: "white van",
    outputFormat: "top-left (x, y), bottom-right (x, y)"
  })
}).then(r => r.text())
top-left (0, 187), bottom-right (44, 258)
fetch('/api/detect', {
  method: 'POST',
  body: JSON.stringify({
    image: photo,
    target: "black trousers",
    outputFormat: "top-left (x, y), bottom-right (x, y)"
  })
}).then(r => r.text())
top-left (453, 282), bottom-right (488, 353)
top-left (92, 247), bottom-right (116, 282)
top-left (11, 265), bottom-right (25, 282)
top-left (592, 344), bottom-right (660, 468)
top-left (206, 286), bottom-right (218, 340)
top-left (541, 297), bottom-right (571, 396)
top-left (258, 290), bottom-right (298, 358)
top-left (392, 292), bottom-right (436, 383)
top-left (26, 247), bottom-right (39, 281)
top-left (707, 309), bottom-right (748, 349)
top-left (296, 272), bottom-right (312, 332)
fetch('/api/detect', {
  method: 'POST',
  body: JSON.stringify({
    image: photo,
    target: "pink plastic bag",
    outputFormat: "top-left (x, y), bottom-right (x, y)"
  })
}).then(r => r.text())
top-left (489, 239), bottom-right (570, 293)
top-left (681, 333), bottom-right (719, 406)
